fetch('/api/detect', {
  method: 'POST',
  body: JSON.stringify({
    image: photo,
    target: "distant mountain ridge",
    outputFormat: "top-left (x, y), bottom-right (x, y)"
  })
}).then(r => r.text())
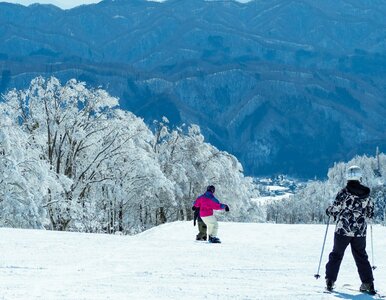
top-left (1, 0), bottom-right (386, 177)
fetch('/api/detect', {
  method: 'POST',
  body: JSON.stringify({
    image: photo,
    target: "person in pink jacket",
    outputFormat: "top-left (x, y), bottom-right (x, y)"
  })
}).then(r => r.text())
top-left (192, 185), bottom-right (229, 243)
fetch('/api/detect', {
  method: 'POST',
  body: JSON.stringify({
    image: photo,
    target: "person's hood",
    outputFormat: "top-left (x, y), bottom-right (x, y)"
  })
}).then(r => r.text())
top-left (346, 180), bottom-right (370, 199)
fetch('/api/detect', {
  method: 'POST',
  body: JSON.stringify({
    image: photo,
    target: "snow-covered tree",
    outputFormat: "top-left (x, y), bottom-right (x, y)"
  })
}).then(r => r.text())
top-left (153, 119), bottom-right (261, 223)
top-left (2, 77), bottom-right (126, 230)
top-left (0, 115), bottom-right (69, 228)
top-left (2, 77), bottom-right (168, 231)
top-left (86, 111), bottom-right (176, 234)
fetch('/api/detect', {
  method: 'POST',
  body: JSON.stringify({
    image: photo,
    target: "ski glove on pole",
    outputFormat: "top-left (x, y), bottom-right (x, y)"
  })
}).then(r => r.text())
top-left (224, 205), bottom-right (230, 212)
top-left (325, 208), bottom-right (330, 217)
top-left (325, 208), bottom-right (337, 221)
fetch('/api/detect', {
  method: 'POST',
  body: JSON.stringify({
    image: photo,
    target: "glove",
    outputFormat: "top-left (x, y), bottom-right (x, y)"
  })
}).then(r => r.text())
top-left (325, 208), bottom-right (330, 217)
top-left (224, 204), bottom-right (230, 212)
top-left (192, 206), bottom-right (197, 211)
top-left (325, 208), bottom-right (336, 221)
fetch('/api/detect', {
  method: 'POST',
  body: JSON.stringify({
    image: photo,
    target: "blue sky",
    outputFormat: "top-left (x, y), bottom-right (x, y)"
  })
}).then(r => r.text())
top-left (2, 0), bottom-right (102, 9)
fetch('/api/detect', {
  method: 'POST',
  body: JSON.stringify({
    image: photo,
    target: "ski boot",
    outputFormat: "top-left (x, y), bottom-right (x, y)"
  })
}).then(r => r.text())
top-left (196, 235), bottom-right (207, 241)
top-left (208, 235), bottom-right (221, 243)
top-left (360, 282), bottom-right (376, 295)
top-left (326, 279), bottom-right (334, 291)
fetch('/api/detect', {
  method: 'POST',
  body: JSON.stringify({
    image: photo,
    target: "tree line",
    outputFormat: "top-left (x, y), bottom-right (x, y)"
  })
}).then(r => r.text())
top-left (265, 154), bottom-right (386, 225)
top-left (0, 77), bottom-right (262, 233)
top-left (1, 77), bottom-right (384, 233)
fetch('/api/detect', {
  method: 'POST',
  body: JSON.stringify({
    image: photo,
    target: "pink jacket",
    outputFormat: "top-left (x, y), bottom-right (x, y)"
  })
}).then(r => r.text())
top-left (193, 191), bottom-right (226, 217)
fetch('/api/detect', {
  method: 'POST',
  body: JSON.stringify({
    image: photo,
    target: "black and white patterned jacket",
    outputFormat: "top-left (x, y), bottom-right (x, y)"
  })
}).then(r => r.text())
top-left (326, 180), bottom-right (374, 237)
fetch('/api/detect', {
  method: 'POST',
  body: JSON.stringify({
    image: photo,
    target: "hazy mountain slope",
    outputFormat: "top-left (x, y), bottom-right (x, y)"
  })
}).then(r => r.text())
top-left (1, 0), bottom-right (386, 177)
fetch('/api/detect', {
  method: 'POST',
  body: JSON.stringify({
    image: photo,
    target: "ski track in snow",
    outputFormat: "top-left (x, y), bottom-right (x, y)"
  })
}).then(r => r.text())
top-left (0, 222), bottom-right (385, 299)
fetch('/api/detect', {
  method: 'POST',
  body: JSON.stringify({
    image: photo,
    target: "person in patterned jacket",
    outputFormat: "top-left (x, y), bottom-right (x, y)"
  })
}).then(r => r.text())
top-left (324, 165), bottom-right (376, 295)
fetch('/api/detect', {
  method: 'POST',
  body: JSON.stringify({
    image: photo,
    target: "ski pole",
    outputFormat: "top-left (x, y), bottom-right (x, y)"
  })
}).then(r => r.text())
top-left (314, 215), bottom-right (330, 279)
top-left (370, 222), bottom-right (377, 270)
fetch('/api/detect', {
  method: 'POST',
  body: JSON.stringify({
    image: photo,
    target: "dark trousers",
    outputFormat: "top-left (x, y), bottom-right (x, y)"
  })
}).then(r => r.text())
top-left (196, 219), bottom-right (207, 239)
top-left (325, 233), bottom-right (374, 283)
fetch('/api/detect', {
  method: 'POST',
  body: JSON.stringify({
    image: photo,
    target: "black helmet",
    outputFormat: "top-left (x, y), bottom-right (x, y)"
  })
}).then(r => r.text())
top-left (207, 185), bottom-right (215, 193)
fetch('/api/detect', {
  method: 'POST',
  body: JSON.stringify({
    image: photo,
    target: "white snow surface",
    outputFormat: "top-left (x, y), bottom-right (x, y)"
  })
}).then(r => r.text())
top-left (266, 185), bottom-right (288, 192)
top-left (251, 193), bottom-right (292, 205)
top-left (0, 222), bottom-right (385, 299)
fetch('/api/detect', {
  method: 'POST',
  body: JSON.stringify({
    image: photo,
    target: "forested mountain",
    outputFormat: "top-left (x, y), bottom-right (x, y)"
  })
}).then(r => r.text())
top-left (1, 0), bottom-right (386, 177)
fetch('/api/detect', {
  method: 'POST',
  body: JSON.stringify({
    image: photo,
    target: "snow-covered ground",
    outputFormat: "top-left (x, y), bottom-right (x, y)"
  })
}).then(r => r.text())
top-left (0, 222), bottom-right (385, 299)
top-left (252, 182), bottom-right (294, 205)
top-left (252, 193), bottom-right (292, 205)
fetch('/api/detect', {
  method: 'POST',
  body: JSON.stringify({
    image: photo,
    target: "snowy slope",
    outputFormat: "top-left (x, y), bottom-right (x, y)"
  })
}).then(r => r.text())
top-left (0, 222), bottom-right (385, 299)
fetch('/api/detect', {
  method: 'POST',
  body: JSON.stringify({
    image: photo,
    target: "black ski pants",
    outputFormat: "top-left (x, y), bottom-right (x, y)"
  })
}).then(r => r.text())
top-left (325, 233), bottom-right (374, 283)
